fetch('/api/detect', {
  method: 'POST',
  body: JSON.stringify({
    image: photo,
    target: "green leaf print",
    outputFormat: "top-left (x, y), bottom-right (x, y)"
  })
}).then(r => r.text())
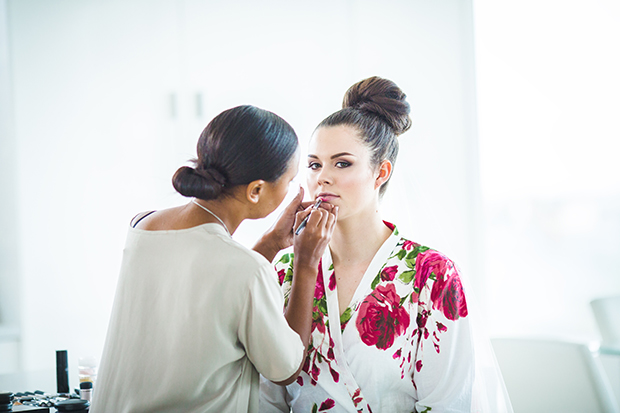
top-left (284, 267), bottom-right (294, 283)
top-left (400, 294), bottom-right (409, 306)
top-left (412, 245), bottom-right (430, 258)
top-left (397, 249), bottom-right (407, 260)
top-left (340, 307), bottom-right (352, 326)
top-left (329, 263), bottom-right (334, 271)
top-left (399, 269), bottom-right (416, 284)
top-left (279, 253), bottom-right (293, 264)
top-left (312, 403), bottom-right (318, 413)
top-left (370, 273), bottom-right (381, 290)
top-left (419, 406), bottom-right (432, 413)
top-left (319, 298), bottom-right (328, 315)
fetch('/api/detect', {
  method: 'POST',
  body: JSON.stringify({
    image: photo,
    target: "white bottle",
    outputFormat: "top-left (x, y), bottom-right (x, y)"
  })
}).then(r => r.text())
top-left (80, 381), bottom-right (92, 402)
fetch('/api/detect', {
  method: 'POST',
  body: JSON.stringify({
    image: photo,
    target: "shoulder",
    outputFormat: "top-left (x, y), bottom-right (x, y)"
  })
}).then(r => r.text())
top-left (393, 238), bottom-right (467, 321)
top-left (392, 236), bottom-right (457, 271)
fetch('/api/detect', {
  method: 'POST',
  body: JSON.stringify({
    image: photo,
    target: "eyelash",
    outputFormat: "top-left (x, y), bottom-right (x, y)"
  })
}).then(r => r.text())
top-left (307, 161), bottom-right (351, 170)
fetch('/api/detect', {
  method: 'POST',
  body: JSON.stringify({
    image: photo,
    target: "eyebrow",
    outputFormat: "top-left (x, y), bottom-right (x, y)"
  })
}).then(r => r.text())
top-left (307, 152), bottom-right (356, 160)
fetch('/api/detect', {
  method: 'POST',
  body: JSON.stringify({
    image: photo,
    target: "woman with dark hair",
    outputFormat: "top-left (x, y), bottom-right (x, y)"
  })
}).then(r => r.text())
top-left (91, 105), bottom-right (338, 413)
top-left (260, 78), bottom-right (512, 412)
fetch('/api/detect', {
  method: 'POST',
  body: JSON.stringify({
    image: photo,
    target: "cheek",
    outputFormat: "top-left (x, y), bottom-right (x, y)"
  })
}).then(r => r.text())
top-left (306, 173), bottom-right (319, 190)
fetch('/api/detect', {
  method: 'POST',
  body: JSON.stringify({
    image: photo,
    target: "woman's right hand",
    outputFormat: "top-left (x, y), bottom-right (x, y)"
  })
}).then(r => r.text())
top-left (274, 202), bottom-right (338, 386)
top-left (292, 203), bottom-right (338, 276)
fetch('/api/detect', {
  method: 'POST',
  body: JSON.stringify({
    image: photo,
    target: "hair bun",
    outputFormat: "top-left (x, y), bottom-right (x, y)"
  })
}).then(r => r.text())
top-left (172, 166), bottom-right (225, 200)
top-left (342, 76), bottom-right (412, 136)
top-left (195, 167), bottom-right (227, 187)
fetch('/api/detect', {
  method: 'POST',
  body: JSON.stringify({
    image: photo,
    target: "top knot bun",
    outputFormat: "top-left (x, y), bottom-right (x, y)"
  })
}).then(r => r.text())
top-left (342, 76), bottom-right (412, 136)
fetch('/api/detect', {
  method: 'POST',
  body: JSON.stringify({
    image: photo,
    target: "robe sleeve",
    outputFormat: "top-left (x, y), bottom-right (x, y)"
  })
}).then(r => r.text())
top-left (238, 262), bottom-right (305, 382)
top-left (412, 253), bottom-right (475, 412)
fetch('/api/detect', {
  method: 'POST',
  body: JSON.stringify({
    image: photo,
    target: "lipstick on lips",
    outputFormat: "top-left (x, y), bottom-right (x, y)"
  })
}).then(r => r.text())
top-left (294, 198), bottom-right (323, 235)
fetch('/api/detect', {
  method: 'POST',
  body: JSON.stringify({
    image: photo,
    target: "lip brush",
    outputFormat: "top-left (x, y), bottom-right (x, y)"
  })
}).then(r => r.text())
top-left (294, 199), bottom-right (323, 235)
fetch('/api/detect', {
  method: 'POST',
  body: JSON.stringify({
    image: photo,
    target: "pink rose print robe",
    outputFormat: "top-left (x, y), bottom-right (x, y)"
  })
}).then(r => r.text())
top-left (260, 223), bottom-right (475, 413)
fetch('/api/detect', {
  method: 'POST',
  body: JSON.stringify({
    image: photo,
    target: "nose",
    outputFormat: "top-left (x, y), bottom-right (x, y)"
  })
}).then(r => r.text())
top-left (316, 167), bottom-right (332, 186)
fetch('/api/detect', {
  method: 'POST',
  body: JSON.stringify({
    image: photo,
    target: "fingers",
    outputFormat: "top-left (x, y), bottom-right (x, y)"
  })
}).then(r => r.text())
top-left (284, 186), bottom-right (304, 215)
top-left (300, 204), bottom-right (337, 234)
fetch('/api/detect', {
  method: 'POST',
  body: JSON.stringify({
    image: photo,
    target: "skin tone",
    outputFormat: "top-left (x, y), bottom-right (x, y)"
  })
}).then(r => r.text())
top-left (136, 154), bottom-right (338, 386)
top-left (307, 125), bottom-right (392, 316)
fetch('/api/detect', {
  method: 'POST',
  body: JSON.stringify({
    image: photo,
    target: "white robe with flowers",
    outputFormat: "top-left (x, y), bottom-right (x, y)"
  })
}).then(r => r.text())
top-left (260, 223), bottom-right (477, 413)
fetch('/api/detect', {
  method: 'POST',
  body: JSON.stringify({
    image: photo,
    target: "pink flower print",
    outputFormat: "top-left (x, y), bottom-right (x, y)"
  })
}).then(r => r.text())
top-left (402, 240), bottom-right (416, 251)
top-left (319, 399), bottom-right (335, 411)
top-left (311, 362), bottom-right (320, 382)
top-left (436, 322), bottom-right (447, 332)
top-left (416, 360), bottom-right (423, 372)
top-left (328, 271), bottom-right (336, 291)
top-left (383, 221), bottom-right (396, 231)
top-left (430, 267), bottom-right (468, 321)
top-left (314, 266), bottom-right (325, 301)
top-left (414, 249), bottom-right (448, 293)
top-left (329, 365), bottom-right (340, 383)
top-left (380, 265), bottom-right (398, 282)
top-left (313, 315), bottom-right (326, 334)
top-left (296, 376), bottom-right (304, 386)
top-left (352, 388), bottom-right (363, 407)
top-left (356, 284), bottom-right (410, 350)
top-left (277, 269), bottom-right (286, 285)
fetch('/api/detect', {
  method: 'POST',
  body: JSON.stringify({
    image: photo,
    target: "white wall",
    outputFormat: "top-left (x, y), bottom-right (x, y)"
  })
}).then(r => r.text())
top-left (2, 0), bottom-right (481, 384)
top-left (0, 0), bottom-right (21, 374)
top-left (474, 0), bottom-right (620, 340)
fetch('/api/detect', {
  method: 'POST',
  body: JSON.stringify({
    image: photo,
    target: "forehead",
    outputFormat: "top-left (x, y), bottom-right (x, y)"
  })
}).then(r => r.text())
top-left (308, 125), bottom-right (367, 157)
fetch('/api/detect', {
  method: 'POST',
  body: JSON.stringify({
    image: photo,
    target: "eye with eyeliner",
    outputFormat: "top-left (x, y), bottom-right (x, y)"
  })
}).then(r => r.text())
top-left (307, 160), bottom-right (351, 170)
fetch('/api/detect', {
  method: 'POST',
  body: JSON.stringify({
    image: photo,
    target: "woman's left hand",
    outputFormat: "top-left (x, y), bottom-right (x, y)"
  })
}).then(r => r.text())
top-left (269, 186), bottom-right (308, 250)
top-left (253, 186), bottom-right (313, 261)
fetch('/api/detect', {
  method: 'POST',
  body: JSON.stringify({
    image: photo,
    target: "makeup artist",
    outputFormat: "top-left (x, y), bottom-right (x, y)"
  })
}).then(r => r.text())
top-left (91, 105), bottom-right (337, 413)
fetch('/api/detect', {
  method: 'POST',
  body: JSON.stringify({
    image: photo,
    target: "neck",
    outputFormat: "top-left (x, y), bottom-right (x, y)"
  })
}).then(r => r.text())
top-left (329, 207), bottom-right (392, 267)
top-left (192, 197), bottom-right (245, 235)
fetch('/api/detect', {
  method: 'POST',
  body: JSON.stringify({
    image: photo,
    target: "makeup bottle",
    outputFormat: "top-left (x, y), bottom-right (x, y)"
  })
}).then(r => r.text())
top-left (79, 381), bottom-right (92, 402)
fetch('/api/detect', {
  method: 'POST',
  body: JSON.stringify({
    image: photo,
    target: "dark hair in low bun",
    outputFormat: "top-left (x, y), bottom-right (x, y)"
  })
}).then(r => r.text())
top-left (317, 76), bottom-right (412, 197)
top-left (172, 166), bottom-right (226, 200)
top-left (173, 105), bottom-right (298, 201)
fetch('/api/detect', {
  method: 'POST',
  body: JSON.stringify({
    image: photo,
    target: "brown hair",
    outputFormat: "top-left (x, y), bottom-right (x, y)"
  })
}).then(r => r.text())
top-left (317, 76), bottom-right (411, 197)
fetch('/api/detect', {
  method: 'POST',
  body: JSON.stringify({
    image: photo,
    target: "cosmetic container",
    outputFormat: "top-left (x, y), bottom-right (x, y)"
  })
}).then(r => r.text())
top-left (56, 399), bottom-right (89, 412)
top-left (79, 382), bottom-right (92, 402)
top-left (0, 392), bottom-right (13, 411)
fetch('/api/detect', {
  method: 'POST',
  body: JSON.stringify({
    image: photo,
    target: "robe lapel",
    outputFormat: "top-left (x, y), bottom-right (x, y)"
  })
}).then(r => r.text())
top-left (320, 232), bottom-right (401, 412)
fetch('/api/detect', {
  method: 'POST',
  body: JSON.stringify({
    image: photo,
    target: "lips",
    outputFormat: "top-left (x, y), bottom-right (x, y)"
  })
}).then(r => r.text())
top-left (317, 193), bottom-right (339, 202)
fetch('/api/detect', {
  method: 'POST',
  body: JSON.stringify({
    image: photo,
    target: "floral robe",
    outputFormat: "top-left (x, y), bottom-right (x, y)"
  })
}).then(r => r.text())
top-left (260, 223), bottom-right (475, 413)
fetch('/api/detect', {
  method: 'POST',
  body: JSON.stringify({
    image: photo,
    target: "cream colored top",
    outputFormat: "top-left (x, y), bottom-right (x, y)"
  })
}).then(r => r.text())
top-left (91, 223), bottom-right (304, 413)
